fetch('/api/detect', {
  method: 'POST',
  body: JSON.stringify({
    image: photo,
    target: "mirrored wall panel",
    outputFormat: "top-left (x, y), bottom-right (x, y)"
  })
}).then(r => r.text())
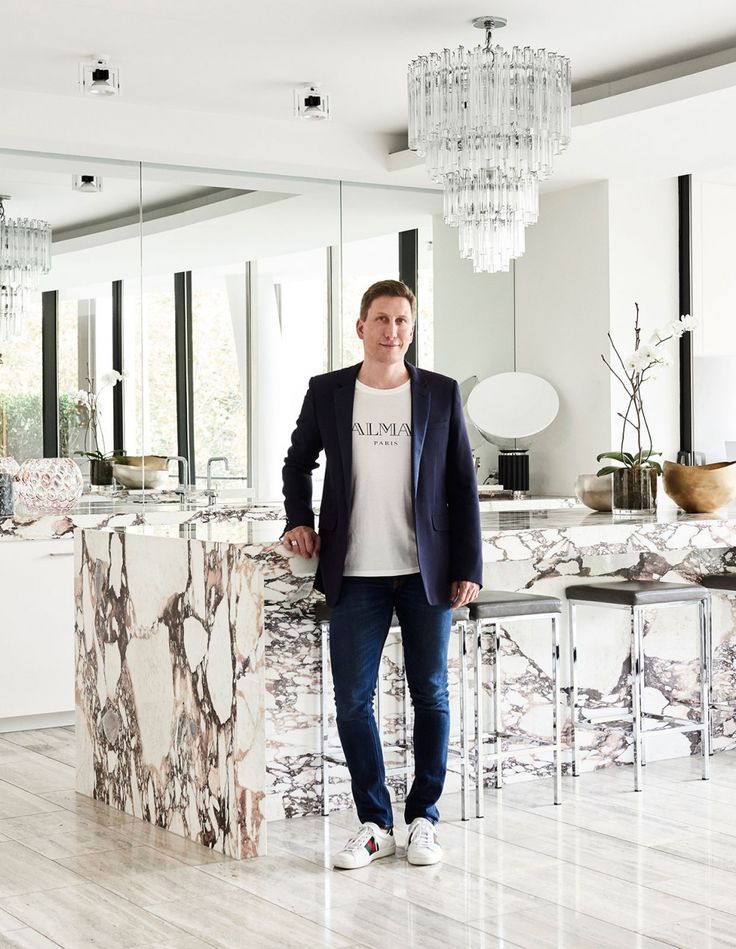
top-left (0, 148), bottom-right (519, 503)
top-left (140, 165), bottom-right (341, 502)
top-left (0, 151), bottom-right (141, 474)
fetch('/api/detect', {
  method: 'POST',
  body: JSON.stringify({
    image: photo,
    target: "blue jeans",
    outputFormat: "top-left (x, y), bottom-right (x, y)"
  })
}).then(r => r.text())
top-left (328, 573), bottom-right (452, 829)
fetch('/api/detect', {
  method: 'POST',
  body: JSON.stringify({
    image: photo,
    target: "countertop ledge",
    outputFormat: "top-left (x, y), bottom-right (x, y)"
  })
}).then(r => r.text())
top-left (77, 506), bottom-right (736, 564)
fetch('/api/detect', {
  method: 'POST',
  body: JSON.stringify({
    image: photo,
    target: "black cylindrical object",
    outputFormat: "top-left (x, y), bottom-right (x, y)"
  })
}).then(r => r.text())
top-left (498, 450), bottom-right (530, 493)
top-left (0, 473), bottom-right (14, 517)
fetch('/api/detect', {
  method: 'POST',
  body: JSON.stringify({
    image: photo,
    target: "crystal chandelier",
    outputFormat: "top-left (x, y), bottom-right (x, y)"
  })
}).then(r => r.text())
top-left (408, 16), bottom-right (571, 273)
top-left (0, 196), bottom-right (52, 343)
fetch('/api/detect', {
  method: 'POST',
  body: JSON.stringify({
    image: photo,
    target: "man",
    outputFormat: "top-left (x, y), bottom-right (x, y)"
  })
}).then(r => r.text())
top-left (281, 279), bottom-right (482, 869)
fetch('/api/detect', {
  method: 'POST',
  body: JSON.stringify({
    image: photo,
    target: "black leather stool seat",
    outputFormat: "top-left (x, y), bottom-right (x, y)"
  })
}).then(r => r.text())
top-left (468, 590), bottom-right (562, 619)
top-left (566, 580), bottom-right (708, 607)
top-left (700, 574), bottom-right (736, 592)
top-left (314, 601), bottom-right (469, 625)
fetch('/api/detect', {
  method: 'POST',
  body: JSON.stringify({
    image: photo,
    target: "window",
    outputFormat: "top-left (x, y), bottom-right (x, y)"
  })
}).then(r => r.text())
top-left (123, 275), bottom-right (177, 458)
top-left (57, 284), bottom-right (113, 459)
top-left (0, 297), bottom-right (43, 461)
top-left (692, 174), bottom-right (736, 462)
top-left (191, 265), bottom-right (248, 484)
top-left (253, 248), bottom-right (328, 500)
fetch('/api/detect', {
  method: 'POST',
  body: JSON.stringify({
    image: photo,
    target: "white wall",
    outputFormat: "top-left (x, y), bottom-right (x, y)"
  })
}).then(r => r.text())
top-left (607, 178), bottom-right (680, 470)
top-left (432, 215), bottom-right (515, 480)
top-left (515, 182), bottom-right (612, 495)
top-left (431, 177), bottom-right (680, 497)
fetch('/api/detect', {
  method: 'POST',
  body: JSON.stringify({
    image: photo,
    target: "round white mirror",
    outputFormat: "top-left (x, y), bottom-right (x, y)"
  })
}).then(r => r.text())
top-left (466, 372), bottom-right (559, 450)
top-left (459, 375), bottom-right (485, 450)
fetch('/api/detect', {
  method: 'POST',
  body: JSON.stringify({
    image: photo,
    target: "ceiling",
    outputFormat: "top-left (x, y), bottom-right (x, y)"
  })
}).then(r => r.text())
top-left (5, 0), bottom-right (736, 132)
top-left (5, 2), bottom-right (736, 187)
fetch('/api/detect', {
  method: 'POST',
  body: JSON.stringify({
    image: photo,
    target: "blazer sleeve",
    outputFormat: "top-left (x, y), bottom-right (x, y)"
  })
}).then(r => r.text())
top-left (281, 378), bottom-right (323, 534)
top-left (446, 380), bottom-right (483, 587)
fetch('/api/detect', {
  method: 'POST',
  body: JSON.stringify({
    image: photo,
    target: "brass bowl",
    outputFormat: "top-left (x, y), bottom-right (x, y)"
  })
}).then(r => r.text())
top-left (574, 473), bottom-right (613, 512)
top-left (118, 455), bottom-right (168, 470)
top-left (663, 460), bottom-right (736, 513)
top-left (112, 464), bottom-right (170, 490)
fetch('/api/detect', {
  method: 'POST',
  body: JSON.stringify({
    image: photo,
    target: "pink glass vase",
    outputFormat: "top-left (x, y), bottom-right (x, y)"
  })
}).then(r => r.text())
top-left (16, 458), bottom-right (83, 514)
top-left (0, 457), bottom-right (19, 477)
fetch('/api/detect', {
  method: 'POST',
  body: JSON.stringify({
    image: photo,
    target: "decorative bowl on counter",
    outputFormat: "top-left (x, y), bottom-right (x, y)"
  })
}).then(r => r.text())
top-left (574, 473), bottom-right (613, 512)
top-left (113, 463), bottom-right (171, 490)
top-left (118, 455), bottom-right (168, 470)
top-left (663, 460), bottom-right (736, 513)
top-left (15, 458), bottom-right (84, 514)
top-left (0, 457), bottom-right (20, 477)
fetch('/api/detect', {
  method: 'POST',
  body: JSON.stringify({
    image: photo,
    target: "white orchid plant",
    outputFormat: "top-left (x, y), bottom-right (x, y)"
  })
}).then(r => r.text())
top-left (597, 304), bottom-right (697, 476)
top-left (75, 370), bottom-right (126, 462)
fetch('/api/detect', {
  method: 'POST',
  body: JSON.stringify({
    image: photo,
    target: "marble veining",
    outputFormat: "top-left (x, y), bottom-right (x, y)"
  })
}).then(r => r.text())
top-left (0, 502), bottom-right (284, 541)
top-left (76, 508), bottom-right (736, 855)
top-left (75, 529), bottom-right (265, 858)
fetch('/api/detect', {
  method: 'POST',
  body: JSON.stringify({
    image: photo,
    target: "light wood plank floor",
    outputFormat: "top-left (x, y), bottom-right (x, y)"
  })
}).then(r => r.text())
top-left (0, 727), bottom-right (734, 947)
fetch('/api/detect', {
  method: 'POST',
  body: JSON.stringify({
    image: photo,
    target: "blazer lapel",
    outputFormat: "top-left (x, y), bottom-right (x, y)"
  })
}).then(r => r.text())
top-left (408, 363), bottom-right (431, 502)
top-left (334, 363), bottom-right (361, 507)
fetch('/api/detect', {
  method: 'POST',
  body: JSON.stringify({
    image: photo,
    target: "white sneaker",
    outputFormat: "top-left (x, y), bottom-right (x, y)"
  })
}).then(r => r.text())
top-left (333, 822), bottom-right (396, 869)
top-left (406, 817), bottom-right (442, 866)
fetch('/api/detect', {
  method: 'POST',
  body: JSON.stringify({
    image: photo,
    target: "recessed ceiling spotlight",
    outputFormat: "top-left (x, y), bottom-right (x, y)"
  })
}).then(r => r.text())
top-left (294, 83), bottom-right (330, 120)
top-left (72, 175), bottom-right (103, 193)
top-left (79, 56), bottom-right (120, 97)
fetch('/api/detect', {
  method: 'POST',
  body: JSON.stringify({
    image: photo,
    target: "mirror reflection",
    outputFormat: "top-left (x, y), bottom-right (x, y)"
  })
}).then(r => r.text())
top-left (0, 152), bottom-right (140, 475)
top-left (0, 151), bottom-right (520, 505)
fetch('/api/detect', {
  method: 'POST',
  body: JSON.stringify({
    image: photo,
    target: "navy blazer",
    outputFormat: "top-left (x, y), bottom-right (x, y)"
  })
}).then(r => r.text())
top-left (282, 361), bottom-right (483, 607)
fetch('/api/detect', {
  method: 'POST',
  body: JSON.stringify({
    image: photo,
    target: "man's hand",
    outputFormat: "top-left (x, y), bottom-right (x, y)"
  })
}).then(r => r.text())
top-left (282, 526), bottom-right (321, 558)
top-left (451, 580), bottom-right (480, 609)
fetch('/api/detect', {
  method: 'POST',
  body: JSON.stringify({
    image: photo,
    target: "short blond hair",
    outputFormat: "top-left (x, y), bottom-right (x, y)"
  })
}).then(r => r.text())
top-left (359, 280), bottom-right (416, 322)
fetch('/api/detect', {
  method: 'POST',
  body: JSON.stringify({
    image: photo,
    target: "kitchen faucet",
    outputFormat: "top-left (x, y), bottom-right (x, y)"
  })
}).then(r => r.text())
top-left (166, 456), bottom-right (190, 504)
top-left (205, 456), bottom-right (229, 505)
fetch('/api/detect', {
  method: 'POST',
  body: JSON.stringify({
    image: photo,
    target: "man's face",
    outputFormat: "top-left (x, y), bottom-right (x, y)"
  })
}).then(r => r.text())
top-left (357, 295), bottom-right (414, 364)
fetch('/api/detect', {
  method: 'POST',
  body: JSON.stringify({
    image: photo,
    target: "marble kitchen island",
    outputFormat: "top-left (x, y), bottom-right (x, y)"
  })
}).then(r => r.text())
top-left (74, 508), bottom-right (736, 859)
top-left (0, 496), bottom-right (277, 732)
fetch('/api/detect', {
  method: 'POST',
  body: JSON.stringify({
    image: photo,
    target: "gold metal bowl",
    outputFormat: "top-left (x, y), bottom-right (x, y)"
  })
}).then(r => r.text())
top-left (574, 473), bottom-right (613, 512)
top-left (663, 460), bottom-right (736, 513)
top-left (118, 455), bottom-right (168, 470)
top-left (112, 464), bottom-right (170, 490)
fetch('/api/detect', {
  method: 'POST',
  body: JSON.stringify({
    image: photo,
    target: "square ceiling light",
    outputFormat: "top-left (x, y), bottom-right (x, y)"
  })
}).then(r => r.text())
top-left (79, 56), bottom-right (120, 97)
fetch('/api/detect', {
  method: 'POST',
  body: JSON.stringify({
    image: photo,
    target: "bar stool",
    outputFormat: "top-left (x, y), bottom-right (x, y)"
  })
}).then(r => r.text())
top-left (467, 590), bottom-right (563, 817)
top-left (566, 580), bottom-right (711, 790)
top-left (698, 574), bottom-right (736, 747)
top-left (315, 601), bottom-right (471, 817)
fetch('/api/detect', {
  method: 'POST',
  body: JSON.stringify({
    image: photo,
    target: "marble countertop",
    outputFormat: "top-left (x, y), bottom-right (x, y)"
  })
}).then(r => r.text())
top-left (95, 506), bottom-right (736, 564)
top-left (0, 501), bottom-right (283, 541)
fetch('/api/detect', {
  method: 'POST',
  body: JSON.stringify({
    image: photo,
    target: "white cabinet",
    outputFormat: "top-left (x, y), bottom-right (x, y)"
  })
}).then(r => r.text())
top-left (0, 539), bottom-right (76, 728)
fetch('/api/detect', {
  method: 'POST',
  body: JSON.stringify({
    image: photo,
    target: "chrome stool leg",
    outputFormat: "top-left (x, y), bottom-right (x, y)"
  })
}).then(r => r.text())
top-left (320, 620), bottom-right (330, 817)
top-left (638, 610), bottom-right (647, 770)
top-left (491, 620), bottom-right (503, 790)
top-left (403, 643), bottom-right (413, 800)
top-left (459, 620), bottom-right (470, 820)
top-left (475, 618), bottom-right (485, 818)
top-left (552, 615), bottom-right (561, 805)
top-left (376, 653), bottom-right (384, 748)
top-left (699, 597), bottom-right (711, 778)
top-left (631, 606), bottom-right (644, 792)
top-left (569, 602), bottom-right (579, 777)
top-left (705, 594), bottom-right (715, 756)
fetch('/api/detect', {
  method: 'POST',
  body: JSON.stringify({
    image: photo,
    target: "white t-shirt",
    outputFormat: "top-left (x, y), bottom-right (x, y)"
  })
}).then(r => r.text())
top-left (343, 378), bottom-right (419, 577)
